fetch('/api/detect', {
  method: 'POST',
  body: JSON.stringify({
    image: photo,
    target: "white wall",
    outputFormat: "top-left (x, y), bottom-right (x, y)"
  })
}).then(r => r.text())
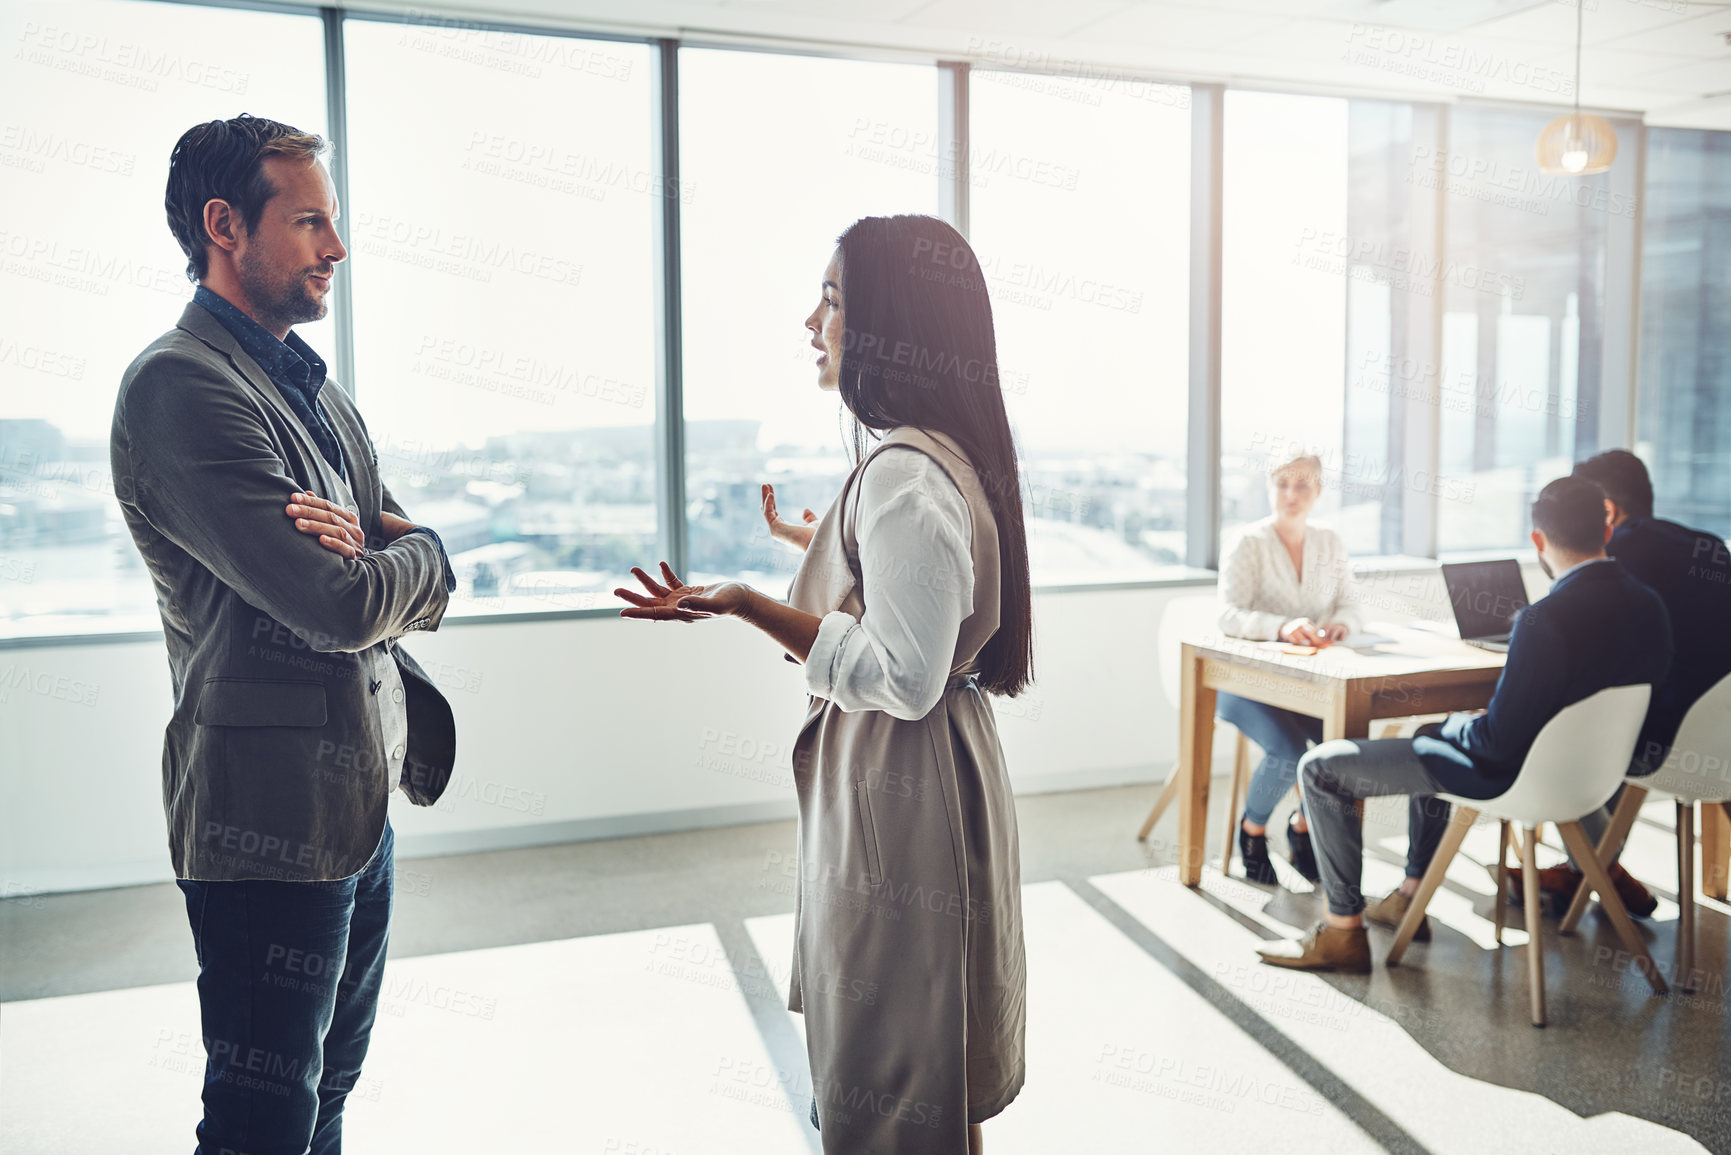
top-left (1, 583), bottom-right (1206, 894)
top-left (1, 563), bottom-right (1534, 896)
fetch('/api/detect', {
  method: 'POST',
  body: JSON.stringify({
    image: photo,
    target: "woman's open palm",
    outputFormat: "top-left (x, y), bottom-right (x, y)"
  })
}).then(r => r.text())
top-left (762, 484), bottom-right (818, 551)
top-left (615, 562), bottom-right (749, 622)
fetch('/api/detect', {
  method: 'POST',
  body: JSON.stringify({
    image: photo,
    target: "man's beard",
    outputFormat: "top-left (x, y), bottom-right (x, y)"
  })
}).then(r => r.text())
top-left (237, 248), bottom-right (327, 333)
top-left (1536, 554), bottom-right (1554, 579)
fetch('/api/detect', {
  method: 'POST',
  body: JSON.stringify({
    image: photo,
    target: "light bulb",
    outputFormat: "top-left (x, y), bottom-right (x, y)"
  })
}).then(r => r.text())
top-left (1561, 149), bottom-right (1589, 173)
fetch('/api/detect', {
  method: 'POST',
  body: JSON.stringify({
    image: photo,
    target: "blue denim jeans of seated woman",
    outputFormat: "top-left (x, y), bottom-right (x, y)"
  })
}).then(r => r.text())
top-left (1216, 693), bottom-right (1324, 827)
top-left (175, 819), bottom-right (394, 1155)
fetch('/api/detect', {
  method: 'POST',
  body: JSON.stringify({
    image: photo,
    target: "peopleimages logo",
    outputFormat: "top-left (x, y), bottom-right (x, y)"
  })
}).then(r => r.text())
top-left (1343, 25), bottom-right (1573, 97)
top-left (1408, 145), bottom-right (1637, 220)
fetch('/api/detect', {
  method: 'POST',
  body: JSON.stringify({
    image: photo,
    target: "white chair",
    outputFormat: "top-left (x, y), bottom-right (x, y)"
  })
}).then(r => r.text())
top-left (1137, 596), bottom-right (1253, 869)
top-left (1387, 684), bottom-right (1665, 1027)
top-left (1559, 671), bottom-right (1731, 991)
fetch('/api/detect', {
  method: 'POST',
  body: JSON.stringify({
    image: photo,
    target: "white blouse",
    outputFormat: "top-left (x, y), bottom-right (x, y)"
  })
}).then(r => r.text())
top-left (1217, 517), bottom-right (1362, 642)
top-left (804, 449), bottom-right (975, 722)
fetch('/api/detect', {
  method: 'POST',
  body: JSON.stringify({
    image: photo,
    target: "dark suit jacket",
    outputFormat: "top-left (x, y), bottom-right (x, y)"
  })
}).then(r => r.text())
top-left (1414, 559), bottom-right (1673, 798)
top-left (1606, 516), bottom-right (1731, 767)
top-left (111, 302), bottom-right (456, 882)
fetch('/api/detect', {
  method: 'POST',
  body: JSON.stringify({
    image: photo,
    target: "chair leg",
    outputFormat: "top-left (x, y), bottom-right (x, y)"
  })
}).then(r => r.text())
top-left (1137, 768), bottom-right (1182, 841)
top-left (1520, 824), bottom-right (1547, 1027)
top-left (1219, 732), bottom-right (1250, 876)
top-left (1704, 801), bottom-right (1731, 901)
top-left (1494, 820), bottom-right (1510, 947)
top-left (1677, 801), bottom-right (1696, 994)
top-left (1559, 786), bottom-right (1648, 934)
top-left (1557, 821), bottom-right (1668, 997)
top-left (1388, 805), bottom-right (1478, 966)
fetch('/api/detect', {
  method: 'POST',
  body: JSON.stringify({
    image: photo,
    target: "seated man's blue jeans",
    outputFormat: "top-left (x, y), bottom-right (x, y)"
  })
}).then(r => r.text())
top-left (176, 819), bottom-right (394, 1155)
top-left (1216, 693), bottom-right (1324, 827)
top-left (1297, 740), bottom-right (1451, 917)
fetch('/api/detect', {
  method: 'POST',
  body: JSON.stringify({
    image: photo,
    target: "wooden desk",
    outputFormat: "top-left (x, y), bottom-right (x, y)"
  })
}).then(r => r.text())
top-left (1172, 625), bottom-right (1507, 886)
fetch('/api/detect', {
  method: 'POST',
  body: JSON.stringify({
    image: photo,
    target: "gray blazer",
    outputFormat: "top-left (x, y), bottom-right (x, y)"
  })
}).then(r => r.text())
top-left (111, 302), bottom-right (457, 882)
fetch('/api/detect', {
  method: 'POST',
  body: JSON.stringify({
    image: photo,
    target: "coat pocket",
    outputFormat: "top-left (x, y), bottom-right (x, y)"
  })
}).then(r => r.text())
top-left (853, 780), bottom-right (884, 889)
top-left (194, 678), bottom-right (328, 727)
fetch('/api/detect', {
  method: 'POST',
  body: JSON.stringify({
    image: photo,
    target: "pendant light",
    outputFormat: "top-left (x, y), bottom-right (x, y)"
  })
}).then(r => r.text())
top-left (1535, 0), bottom-right (1617, 175)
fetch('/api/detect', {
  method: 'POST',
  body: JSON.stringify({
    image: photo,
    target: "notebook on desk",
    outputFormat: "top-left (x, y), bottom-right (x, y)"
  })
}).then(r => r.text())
top-left (1441, 559), bottom-right (1528, 652)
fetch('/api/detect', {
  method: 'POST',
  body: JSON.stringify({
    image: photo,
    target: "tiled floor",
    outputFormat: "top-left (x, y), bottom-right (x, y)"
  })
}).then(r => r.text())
top-left (2, 784), bottom-right (1727, 1153)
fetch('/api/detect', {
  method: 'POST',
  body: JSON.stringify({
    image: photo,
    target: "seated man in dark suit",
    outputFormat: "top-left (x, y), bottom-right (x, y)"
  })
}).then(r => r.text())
top-left (1576, 449), bottom-right (1731, 768)
top-left (1510, 450), bottom-right (1731, 909)
top-left (1257, 477), bottom-right (1673, 972)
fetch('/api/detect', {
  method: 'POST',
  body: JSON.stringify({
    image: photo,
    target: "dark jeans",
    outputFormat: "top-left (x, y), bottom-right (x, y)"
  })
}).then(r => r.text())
top-left (176, 820), bottom-right (394, 1155)
top-left (1216, 693), bottom-right (1325, 827)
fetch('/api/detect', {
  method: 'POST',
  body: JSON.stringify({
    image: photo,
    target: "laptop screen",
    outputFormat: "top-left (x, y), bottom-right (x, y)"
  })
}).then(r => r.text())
top-left (1442, 560), bottom-right (1528, 640)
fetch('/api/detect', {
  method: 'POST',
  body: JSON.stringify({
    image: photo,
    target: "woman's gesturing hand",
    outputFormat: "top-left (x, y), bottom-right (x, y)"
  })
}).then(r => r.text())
top-left (762, 484), bottom-right (818, 551)
top-left (615, 562), bottom-right (754, 622)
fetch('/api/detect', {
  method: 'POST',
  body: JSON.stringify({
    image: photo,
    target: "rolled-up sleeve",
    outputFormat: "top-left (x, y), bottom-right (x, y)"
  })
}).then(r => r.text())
top-left (803, 450), bottom-right (974, 721)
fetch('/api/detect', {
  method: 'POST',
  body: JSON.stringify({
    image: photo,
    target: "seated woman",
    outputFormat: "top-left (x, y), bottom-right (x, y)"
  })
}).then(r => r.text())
top-left (1216, 449), bottom-right (1360, 885)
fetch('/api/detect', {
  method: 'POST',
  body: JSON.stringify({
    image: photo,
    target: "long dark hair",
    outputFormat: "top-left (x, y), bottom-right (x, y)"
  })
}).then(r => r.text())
top-left (833, 214), bottom-right (1033, 697)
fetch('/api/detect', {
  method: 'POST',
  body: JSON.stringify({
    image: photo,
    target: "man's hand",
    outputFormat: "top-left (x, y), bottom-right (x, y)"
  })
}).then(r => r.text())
top-left (379, 511), bottom-right (417, 543)
top-left (288, 491), bottom-right (421, 559)
top-left (1318, 622), bottom-right (1351, 644)
top-left (286, 490), bottom-right (366, 559)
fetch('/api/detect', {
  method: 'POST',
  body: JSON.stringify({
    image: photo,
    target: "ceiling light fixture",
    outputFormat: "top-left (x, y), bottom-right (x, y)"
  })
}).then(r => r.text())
top-left (1535, 0), bottom-right (1617, 175)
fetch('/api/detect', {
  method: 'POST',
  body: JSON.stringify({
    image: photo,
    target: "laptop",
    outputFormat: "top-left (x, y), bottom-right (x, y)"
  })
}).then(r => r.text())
top-left (1441, 559), bottom-right (1528, 652)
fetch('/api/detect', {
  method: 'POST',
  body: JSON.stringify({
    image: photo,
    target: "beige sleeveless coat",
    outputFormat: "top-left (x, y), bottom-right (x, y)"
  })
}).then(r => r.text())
top-left (785, 426), bottom-right (1027, 1153)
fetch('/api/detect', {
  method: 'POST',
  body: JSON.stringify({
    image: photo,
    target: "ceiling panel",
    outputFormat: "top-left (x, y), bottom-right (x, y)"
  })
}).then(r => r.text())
top-left (1059, 2), bottom-right (1250, 52)
top-left (1467, 0), bottom-right (1707, 46)
top-left (895, 0), bottom-right (1138, 40)
top-left (1596, 6), bottom-right (1731, 56)
top-left (389, 0), bottom-right (1731, 126)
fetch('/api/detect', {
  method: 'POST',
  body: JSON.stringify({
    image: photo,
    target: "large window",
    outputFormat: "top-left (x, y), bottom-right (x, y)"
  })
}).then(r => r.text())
top-left (1637, 128), bottom-right (1731, 539)
top-left (0, 0), bottom-right (329, 637)
top-left (0, 2), bottom-right (1723, 640)
top-left (343, 18), bottom-right (657, 614)
top-left (1434, 105), bottom-right (1625, 553)
top-left (970, 67), bottom-right (1191, 581)
top-left (678, 49), bottom-right (940, 586)
top-left (1221, 91), bottom-right (1411, 556)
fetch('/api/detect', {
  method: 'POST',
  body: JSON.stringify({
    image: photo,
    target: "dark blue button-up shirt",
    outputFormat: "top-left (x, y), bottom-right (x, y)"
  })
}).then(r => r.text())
top-left (193, 286), bottom-right (455, 594)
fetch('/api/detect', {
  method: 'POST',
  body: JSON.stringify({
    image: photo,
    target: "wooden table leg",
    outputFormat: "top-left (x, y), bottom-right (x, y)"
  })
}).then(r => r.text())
top-left (1323, 684), bottom-right (1375, 744)
top-left (1324, 685), bottom-right (1375, 827)
top-left (1177, 645), bottom-right (1217, 886)
top-left (1700, 801), bottom-right (1729, 902)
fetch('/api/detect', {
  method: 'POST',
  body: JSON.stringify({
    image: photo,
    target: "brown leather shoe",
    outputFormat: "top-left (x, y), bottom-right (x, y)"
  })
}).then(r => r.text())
top-left (1507, 864), bottom-right (1581, 914)
top-left (1364, 890), bottom-right (1430, 942)
top-left (1507, 863), bottom-right (1658, 919)
top-left (1257, 923), bottom-right (1371, 973)
top-left (1607, 862), bottom-right (1659, 918)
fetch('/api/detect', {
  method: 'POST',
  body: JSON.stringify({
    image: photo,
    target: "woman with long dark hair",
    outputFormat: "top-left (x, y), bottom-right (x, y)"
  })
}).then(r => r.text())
top-left (617, 214), bottom-right (1031, 1154)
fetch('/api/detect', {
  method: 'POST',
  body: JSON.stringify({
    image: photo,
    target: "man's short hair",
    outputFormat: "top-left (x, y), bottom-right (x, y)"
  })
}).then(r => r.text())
top-left (1532, 475), bottom-right (1609, 554)
top-left (165, 114), bottom-right (326, 282)
top-left (1572, 449), bottom-right (1654, 519)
